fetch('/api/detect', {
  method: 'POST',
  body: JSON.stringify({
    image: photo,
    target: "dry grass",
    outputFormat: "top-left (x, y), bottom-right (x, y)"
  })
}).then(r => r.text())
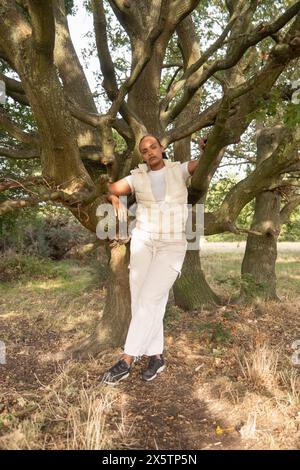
top-left (1, 253), bottom-right (300, 449)
top-left (279, 368), bottom-right (300, 406)
top-left (0, 420), bottom-right (42, 450)
top-left (67, 388), bottom-right (115, 450)
top-left (195, 340), bottom-right (300, 449)
top-left (236, 343), bottom-right (279, 390)
top-left (0, 360), bottom-right (134, 450)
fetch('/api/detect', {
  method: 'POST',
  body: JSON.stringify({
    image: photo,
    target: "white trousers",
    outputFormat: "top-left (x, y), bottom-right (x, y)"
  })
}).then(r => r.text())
top-left (123, 230), bottom-right (187, 357)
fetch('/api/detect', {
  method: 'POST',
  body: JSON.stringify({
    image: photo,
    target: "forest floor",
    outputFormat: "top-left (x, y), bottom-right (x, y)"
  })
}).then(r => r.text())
top-left (0, 248), bottom-right (299, 450)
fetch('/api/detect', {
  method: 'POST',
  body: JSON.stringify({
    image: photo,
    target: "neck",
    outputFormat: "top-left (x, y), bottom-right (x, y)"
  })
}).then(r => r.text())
top-left (148, 160), bottom-right (165, 171)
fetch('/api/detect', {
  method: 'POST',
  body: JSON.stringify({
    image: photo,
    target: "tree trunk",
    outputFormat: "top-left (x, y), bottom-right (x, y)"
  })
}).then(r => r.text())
top-left (173, 250), bottom-right (221, 310)
top-left (18, 56), bottom-right (92, 189)
top-left (239, 126), bottom-right (284, 303)
top-left (128, 30), bottom-right (171, 135)
top-left (69, 242), bottom-right (131, 359)
top-left (54, 0), bottom-right (104, 164)
top-left (240, 191), bottom-right (281, 302)
top-left (172, 16), bottom-right (221, 310)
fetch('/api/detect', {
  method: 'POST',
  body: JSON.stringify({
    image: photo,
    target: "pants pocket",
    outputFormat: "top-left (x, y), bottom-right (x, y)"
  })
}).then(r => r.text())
top-left (169, 263), bottom-right (182, 279)
top-left (168, 247), bottom-right (186, 280)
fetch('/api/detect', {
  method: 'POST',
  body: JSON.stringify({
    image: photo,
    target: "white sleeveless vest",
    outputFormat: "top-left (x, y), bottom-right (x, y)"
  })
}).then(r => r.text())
top-left (130, 161), bottom-right (188, 238)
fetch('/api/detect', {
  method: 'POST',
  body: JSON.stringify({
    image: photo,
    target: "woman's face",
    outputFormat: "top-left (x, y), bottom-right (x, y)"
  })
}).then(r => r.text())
top-left (139, 136), bottom-right (164, 168)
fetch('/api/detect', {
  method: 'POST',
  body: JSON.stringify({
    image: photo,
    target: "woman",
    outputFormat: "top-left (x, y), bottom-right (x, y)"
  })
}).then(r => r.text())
top-left (102, 134), bottom-right (205, 384)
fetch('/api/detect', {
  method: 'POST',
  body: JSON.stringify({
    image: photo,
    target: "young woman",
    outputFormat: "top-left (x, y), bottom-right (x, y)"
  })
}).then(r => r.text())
top-left (102, 135), bottom-right (205, 384)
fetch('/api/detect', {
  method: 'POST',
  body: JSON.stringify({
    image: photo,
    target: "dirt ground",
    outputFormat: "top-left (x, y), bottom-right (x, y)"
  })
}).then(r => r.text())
top-left (0, 254), bottom-right (300, 450)
top-left (1, 298), bottom-right (300, 449)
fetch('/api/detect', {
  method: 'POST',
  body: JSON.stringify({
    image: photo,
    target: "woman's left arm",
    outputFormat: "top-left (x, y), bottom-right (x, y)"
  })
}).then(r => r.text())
top-left (187, 160), bottom-right (199, 175)
top-left (187, 136), bottom-right (207, 175)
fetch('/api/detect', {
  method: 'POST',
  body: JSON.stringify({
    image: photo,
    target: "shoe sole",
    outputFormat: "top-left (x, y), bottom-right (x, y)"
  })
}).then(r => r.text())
top-left (142, 365), bottom-right (165, 382)
top-left (102, 372), bottom-right (130, 385)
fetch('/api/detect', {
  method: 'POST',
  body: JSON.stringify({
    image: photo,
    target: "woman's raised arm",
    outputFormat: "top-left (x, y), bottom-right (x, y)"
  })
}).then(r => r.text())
top-left (107, 179), bottom-right (132, 221)
top-left (108, 178), bottom-right (132, 197)
top-left (187, 136), bottom-right (208, 175)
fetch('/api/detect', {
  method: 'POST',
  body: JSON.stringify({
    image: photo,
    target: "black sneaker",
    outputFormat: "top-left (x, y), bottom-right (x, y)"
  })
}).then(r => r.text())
top-left (141, 355), bottom-right (165, 381)
top-left (101, 359), bottom-right (131, 385)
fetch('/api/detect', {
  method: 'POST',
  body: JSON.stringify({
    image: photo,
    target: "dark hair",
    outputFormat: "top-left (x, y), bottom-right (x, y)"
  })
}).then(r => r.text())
top-left (139, 135), bottom-right (168, 159)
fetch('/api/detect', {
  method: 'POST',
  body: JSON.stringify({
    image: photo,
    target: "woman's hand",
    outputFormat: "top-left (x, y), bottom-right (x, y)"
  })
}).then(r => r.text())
top-left (110, 194), bottom-right (128, 222)
top-left (198, 136), bottom-right (208, 153)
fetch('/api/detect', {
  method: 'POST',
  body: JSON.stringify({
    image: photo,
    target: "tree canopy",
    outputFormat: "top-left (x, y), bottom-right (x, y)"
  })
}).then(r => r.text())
top-left (0, 0), bottom-right (299, 237)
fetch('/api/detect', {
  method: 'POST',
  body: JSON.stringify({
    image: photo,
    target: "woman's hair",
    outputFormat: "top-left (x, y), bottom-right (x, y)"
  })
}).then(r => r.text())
top-left (139, 135), bottom-right (168, 159)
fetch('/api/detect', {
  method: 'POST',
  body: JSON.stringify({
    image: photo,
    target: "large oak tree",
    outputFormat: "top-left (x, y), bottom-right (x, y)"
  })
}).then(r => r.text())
top-left (0, 0), bottom-right (299, 357)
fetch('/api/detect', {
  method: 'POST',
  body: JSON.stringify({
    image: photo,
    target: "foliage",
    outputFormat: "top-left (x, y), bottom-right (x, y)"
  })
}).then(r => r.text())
top-left (279, 204), bottom-right (300, 241)
top-left (240, 273), bottom-right (270, 299)
top-left (0, 1), bottom-right (299, 250)
top-left (196, 321), bottom-right (233, 345)
top-left (0, 206), bottom-right (95, 259)
top-left (205, 176), bottom-right (255, 239)
top-left (0, 252), bottom-right (76, 282)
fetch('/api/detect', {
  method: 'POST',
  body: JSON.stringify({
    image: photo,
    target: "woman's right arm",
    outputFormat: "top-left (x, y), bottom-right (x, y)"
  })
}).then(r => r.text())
top-left (107, 179), bottom-right (132, 221)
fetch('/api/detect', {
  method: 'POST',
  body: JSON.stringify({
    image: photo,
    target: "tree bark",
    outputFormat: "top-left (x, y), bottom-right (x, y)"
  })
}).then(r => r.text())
top-left (240, 191), bottom-right (281, 302)
top-left (239, 126), bottom-right (285, 303)
top-left (1, 1), bottom-right (299, 360)
top-left (53, 0), bottom-right (104, 164)
top-left (127, 30), bottom-right (171, 136)
top-left (172, 15), bottom-right (220, 309)
top-left (173, 249), bottom-right (221, 310)
top-left (69, 242), bottom-right (131, 358)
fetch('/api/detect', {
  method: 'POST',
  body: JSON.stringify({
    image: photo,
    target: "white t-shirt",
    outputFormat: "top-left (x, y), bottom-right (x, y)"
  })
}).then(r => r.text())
top-left (124, 161), bottom-right (191, 202)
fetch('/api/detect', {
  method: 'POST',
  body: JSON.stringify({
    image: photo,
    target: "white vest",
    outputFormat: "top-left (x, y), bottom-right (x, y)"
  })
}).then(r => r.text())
top-left (130, 161), bottom-right (188, 238)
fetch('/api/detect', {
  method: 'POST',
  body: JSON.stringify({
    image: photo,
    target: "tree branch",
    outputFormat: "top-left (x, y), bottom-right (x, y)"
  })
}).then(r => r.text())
top-left (0, 0), bottom-right (31, 63)
top-left (0, 142), bottom-right (114, 163)
top-left (67, 99), bottom-right (114, 130)
top-left (162, 99), bottom-right (221, 146)
top-left (107, 1), bottom-right (170, 119)
top-left (107, 0), bottom-right (141, 41)
top-left (0, 180), bottom-right (102, 216)
top-left (225, 224), bottom-right (264, 237)
top-left (27, 0), bottom-right (55, 56)
top-left (0, 176), bottom-right (47, 193)
top-left (0, 146), bottom-right (40, 159)
top-left (6, 90), bottom-right (30, 106)
top-left (171, 0), bottom-right (201, 26)
top-left (0, 190), bottom-right (64, 216)
top-left (0, 72), bottom-right (24, 95)
top-left (0, 198), bottom-right (42, 215)
top-left (214, 126), bottom-right (300, 227)
top-left (92, 0), bottom-right (144, 141)
top-left (53, 0), bottom-right (103, 165)
top-left (160, 6), bottom-right (239, 121)
top-left (280, 195), bottom-right (300, 225)
top-left (0, 73), bottom-right (29, 105)
top-left (0, 107), bottom-right (39, 145)
top-left (189, 15), bottom-right (300, 197)
top-left (109, 0), bottom-right (131, 14)
top-left (161, 0), bottom-right (300, 125)
top-left (92, 0), bottom-right (118, 101)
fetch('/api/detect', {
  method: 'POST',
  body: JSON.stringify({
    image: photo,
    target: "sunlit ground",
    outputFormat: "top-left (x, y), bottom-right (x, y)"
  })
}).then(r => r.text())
top-left (0, 251), bottom-right (299, 450)
top-left (202, 251), bottom-right (300, 299)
